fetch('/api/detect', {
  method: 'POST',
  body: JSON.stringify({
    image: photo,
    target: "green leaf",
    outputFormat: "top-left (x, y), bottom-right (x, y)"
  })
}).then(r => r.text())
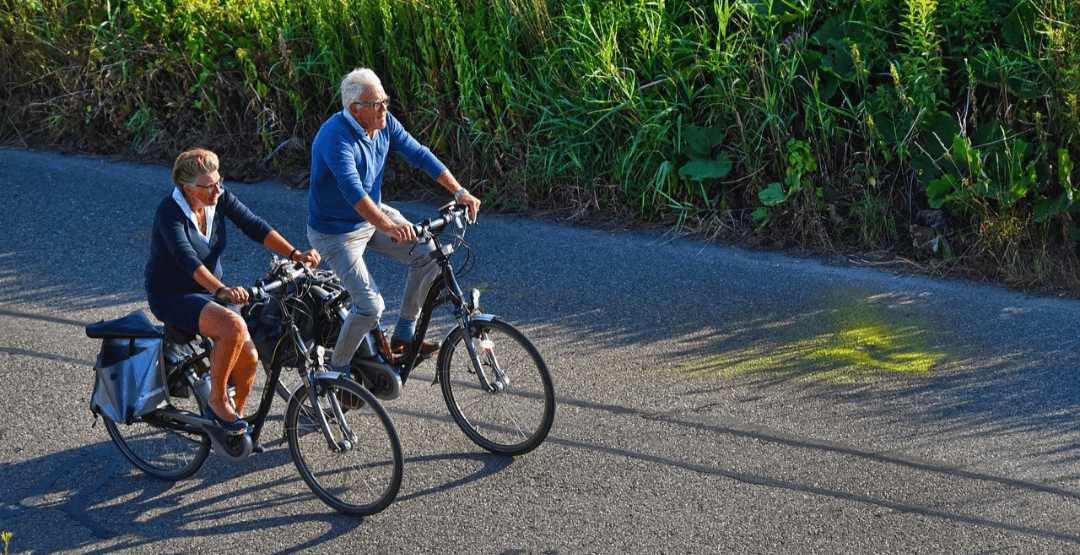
top-left (925, 174), bottom-right (957, 210)
top-left (1002, 1), bottom-right (1036, 47)
top-left (1035, 192), bottom-right (1071, 223)
top-left (683, 125), bottom-right (725, 159)
top-left (819, 45), bottom-right (854, 81)
top-left (1059, 148), bottom-right (1075, 194)
top-left (678, 154), bottom-right (732, 181)
top-left (759, 182), bottom-right (787, 206)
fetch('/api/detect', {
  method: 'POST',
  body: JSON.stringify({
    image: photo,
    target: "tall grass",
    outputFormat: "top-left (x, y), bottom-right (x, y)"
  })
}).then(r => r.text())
top-left (2, 0), bottom-right (1079, 290)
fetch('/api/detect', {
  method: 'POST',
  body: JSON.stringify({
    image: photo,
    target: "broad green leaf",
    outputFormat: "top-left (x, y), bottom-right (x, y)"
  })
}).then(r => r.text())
top-left (678, 154), bottom-right (732, 181)
top-left (759, 181), bottom-right (787, 206)
top-left (1035, 192), bottom-right (1071, 223)
top-left (683, 125), bottom-right (725, 159)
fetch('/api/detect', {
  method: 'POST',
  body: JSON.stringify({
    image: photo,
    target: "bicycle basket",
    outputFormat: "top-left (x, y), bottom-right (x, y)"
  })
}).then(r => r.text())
top-left (91, 337), bottom-right (168, 424)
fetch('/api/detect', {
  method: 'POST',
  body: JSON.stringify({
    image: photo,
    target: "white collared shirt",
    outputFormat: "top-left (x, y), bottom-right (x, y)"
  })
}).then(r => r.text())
top-left (172, 186), bottom-right (215, 244)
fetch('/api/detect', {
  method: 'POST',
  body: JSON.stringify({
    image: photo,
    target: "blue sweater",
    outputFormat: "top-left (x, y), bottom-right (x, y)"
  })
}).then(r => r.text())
top-left (144, 188), bottom-right (273, 296)
top-left (308, 111), bottom-right (447, 234)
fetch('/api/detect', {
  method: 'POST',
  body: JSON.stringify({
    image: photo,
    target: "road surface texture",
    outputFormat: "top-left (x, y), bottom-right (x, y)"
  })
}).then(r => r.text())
top-left (2, 148), bottom-right (1080, 554)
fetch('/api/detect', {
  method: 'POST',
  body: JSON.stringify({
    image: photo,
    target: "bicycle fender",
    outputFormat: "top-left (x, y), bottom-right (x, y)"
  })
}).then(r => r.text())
top-left (316, 371), bottom-right (349, 382)
top-left (438, 314), bottom-right (497, 346)
top-left (434, 314), bottom-right (499, 382)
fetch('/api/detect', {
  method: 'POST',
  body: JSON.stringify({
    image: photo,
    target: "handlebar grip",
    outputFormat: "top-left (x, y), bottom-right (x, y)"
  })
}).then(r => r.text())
top-left (389, 203), bottom-right (470, 242)
top-left (248, 260), bottom-right (307, 297)
top-left (389, 223), bottom-right (423, 244)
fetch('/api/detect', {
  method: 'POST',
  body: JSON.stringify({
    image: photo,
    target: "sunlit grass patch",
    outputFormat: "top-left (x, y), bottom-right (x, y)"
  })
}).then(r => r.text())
top-left (677, 288), bottom-right (954, 383)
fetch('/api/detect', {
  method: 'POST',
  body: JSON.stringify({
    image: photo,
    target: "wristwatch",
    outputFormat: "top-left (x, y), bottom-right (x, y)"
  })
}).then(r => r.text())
top-left (455, 188), bottom-right (468, 200)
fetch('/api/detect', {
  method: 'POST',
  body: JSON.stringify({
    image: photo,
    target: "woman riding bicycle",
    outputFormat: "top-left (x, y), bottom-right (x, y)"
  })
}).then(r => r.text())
top-left (144, 148), bottom-right (320, 432)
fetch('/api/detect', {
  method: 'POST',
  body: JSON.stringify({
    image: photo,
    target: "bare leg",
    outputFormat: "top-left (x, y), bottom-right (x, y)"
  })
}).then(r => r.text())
top-left (231, 338), bottom-right (258, 417)
top-left (198, 303), bottom-right (257, 421)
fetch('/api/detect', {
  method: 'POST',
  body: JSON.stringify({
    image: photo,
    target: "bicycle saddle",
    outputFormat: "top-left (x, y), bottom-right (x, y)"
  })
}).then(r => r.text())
top-left (85, 310), bottom-right (164, 339)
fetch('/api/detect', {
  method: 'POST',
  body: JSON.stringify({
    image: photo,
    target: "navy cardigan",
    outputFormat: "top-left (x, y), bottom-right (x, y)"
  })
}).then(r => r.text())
top-left (144, 187), bottom-right (273, 297)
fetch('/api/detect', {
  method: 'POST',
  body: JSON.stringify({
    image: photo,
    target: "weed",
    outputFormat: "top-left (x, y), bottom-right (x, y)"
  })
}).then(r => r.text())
top-left (1, 0), bottom-right (1079, 291)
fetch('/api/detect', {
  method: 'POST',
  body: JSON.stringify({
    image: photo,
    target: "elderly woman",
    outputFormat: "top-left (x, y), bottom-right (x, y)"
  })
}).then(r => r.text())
top-left (145, 148), bottom-right (319, 432)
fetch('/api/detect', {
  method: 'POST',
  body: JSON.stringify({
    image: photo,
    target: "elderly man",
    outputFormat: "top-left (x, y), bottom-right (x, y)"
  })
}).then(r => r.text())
top-left (307, 67), bottom-right (481, 373)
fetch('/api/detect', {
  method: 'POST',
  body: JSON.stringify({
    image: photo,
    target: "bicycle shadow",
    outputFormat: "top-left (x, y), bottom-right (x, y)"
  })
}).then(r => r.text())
top-left (1, 435), bottom-right (513, 555)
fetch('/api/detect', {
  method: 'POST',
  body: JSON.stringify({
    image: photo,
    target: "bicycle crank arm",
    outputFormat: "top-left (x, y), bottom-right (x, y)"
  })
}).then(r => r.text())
top-left (168, 411), bottom-right (254, 462)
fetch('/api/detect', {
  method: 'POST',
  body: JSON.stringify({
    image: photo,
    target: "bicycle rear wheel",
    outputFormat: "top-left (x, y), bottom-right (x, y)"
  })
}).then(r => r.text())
top-left (103, 393), bottom-right (211, 481)
top-left (284, 375), bottom-right (403, 516)
top-left (438, 318), bottom-right (555, 456)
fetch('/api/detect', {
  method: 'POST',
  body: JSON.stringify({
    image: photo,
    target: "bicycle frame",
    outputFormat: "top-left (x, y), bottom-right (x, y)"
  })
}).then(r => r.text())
top-left (152, 291), bottom-right (347, 457)
top-left (396, 209), bottom-right (504, 393)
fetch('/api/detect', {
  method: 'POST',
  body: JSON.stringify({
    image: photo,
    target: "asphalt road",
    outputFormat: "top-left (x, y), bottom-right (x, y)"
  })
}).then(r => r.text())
top-left (3, 148), bottom-right (1080, 554)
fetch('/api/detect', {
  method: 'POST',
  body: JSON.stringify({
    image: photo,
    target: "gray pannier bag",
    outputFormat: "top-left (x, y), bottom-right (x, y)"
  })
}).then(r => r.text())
top-left (87, 311), bottom-right (170, 424)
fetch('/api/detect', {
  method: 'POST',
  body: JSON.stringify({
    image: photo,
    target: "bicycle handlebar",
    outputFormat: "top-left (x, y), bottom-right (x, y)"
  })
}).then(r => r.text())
top-left (247, 260), bottom-right (308, 300)
top-left (398, 202), bottom-right (471, 243)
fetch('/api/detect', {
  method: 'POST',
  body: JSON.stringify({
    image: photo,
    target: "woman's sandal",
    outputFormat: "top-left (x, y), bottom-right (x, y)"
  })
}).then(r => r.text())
top-left (227, 396), bottom-right (257, 437)
top-left (206, 404), bottom-right (248, 435)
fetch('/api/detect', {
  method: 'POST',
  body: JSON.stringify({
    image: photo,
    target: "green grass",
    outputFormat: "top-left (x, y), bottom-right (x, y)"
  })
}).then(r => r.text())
top-left (1, 0), bottom-right (1079, 291)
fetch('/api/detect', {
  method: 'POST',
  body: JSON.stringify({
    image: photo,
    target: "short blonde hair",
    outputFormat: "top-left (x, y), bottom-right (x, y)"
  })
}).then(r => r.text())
top-left (340, 68), bottom-right (383, 110)
top-left (172, 148), bottom-right (219, 188)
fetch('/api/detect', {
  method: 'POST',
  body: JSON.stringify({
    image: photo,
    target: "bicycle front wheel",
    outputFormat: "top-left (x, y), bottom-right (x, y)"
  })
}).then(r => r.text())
top-left (284, 376), bottom-right (403, 516)
top-left (438, 318), bottom-right (555, 456)
top-left (103, 395), bottom-right (211, 481)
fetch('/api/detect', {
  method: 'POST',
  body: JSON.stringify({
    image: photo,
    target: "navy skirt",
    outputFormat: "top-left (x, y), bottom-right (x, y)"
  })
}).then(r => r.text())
top-left (146, 289), bottom-right (236, 336)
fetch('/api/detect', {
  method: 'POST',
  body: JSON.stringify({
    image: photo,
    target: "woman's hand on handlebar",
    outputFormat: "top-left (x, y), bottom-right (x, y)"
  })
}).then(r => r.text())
top-left (216, 285), bottom-right (250, 306)
top-left (295, 248), bottom-right (321, 268)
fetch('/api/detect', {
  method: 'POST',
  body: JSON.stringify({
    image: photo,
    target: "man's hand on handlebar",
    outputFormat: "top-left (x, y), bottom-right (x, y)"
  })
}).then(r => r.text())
top-left (459, 191), bottom-right (481, 223)
top-left (386, 222), bottom-right (417, 244)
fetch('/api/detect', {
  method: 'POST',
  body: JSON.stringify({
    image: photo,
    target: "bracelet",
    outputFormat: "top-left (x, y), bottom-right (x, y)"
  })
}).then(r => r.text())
top-left (454, 188), bottom-right (468, 200)
top-left (214, 285), bottom-right (228, 298)
top-left (289, 248), bottom-right (300, 261)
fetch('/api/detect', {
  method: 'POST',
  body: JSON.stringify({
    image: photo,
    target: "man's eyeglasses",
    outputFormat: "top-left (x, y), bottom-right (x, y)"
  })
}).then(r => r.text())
top-left (353, 98), bottom-right (391, 110)
top-left (195, 179), bottom-right (222, 190)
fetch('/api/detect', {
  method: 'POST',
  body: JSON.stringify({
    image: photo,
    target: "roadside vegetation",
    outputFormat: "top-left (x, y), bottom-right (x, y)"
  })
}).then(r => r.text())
top-left (2, 0), bottom-right (1079, 292)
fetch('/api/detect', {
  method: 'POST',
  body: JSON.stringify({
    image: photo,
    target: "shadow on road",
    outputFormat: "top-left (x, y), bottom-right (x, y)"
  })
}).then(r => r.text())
top-left (548, 392), bottom-right (1080, 546)
top-left (0, 438), bottom-right (513, 554)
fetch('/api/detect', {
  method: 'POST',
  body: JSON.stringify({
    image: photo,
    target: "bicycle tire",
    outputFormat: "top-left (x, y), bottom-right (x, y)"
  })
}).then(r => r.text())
top-left (438, 318), bottom-right (555, 456)
top-left (284, 375), bottom-right (403, 516)
top-left (103, 396), bottom-right (211, 481)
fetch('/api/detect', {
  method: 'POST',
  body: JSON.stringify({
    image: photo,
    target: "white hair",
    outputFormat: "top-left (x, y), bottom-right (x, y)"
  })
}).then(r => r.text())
top-left (340, 68), bottom-right (383, 110)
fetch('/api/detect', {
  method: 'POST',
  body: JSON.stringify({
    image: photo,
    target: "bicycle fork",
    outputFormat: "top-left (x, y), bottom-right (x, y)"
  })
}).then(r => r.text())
top-left (457, 314), bottom-right (509, 393)
top-left (287, 324), bottom-right (357, 453)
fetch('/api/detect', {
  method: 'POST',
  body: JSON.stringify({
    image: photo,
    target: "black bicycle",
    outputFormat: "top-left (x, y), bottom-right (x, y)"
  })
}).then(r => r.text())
top-left (86, 265), bottom-right (404, 516)
top-left (266, 202), bottom-right (556, 456)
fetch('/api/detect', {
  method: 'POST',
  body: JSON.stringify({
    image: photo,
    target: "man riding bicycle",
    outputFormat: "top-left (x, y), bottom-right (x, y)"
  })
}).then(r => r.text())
top-left (306, 67), bottom-right (481, 376)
